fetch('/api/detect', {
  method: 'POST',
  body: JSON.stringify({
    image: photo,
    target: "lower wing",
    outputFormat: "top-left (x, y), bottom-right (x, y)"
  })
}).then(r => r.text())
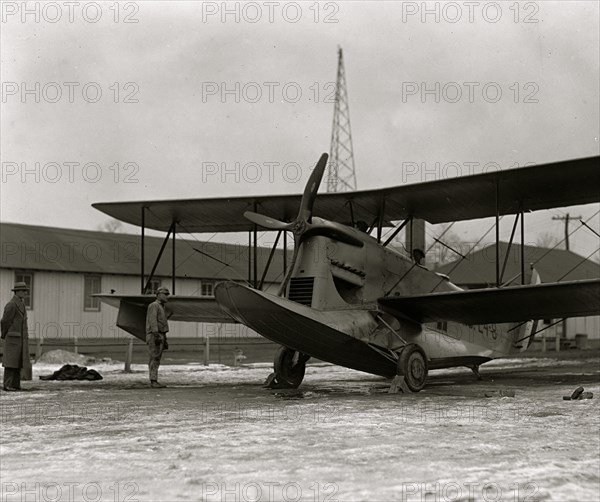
top-left (378, 279), bottom-right (600, 325)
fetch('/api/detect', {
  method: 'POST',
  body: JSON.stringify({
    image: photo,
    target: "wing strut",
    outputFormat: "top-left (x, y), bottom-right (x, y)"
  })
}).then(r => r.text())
top-left (514, 318), bottom-right (563, 344)
top-left (377, 198), bottom-right (386, 243)
top-left (495, 182), bottom-right (500, 287)
top-left (383, 218), bottom-right (410, 247)
top-left (253, 201), bottom-right (258, 288)
top-left (140, 206), bottom-right (145, 293)
top-left (500, 208), bottom-right (521, 286)
top-left (144, 220), bottom-right (176, 294)
top-left (139, 205), bottom-right (178, 294)
top-left (283, 231), bottom-right (287, 278)
top-left (347, 200), bottom-right (355, 227)
top-left (520, 207), bottom-right (525, 284)
top-left (367, 213), bottom-right (379, 234)
top-left (172, 221), bottom-right (176, 294)
top-left (259, 230), bottom-right (283, 290)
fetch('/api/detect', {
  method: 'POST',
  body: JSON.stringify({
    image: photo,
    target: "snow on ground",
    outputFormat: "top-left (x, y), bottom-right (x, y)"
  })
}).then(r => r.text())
top-left (1, 357), bottom-right (599, 501)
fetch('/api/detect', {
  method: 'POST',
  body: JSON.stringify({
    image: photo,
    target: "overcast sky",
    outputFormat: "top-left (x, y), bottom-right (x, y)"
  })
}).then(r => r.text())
top-left (1, 1), bottom-right (599, 259)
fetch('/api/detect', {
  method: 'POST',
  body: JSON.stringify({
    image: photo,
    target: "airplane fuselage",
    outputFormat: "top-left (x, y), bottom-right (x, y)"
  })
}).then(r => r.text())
top-left (216, 217), bottom-right (536, 377)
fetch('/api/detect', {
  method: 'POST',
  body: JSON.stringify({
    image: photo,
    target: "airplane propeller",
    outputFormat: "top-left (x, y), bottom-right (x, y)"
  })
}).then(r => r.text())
top-left (243, 153), bottom-right (363, 296)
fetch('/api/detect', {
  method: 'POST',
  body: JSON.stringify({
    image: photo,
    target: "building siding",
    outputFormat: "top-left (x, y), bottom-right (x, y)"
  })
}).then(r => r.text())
top-left (0, 269), bottom-right (262, 346)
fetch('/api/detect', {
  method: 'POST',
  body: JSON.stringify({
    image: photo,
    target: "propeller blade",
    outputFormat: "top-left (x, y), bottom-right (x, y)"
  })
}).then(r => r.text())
top-left (298, 153), bottom-right (328, 224)
top-left (244, 211), bottom-right (294, 231)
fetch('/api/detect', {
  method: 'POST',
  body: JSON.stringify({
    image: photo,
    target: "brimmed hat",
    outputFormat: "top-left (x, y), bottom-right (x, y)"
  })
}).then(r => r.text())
top-left (12, 282), bottom-right (29, 292)
top-left (156, 287), bottom-right (170, 296)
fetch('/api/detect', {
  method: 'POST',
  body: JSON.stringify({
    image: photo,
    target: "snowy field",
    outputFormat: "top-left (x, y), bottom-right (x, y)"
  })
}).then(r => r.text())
top-left (1, 356), bottom-right (599, 502)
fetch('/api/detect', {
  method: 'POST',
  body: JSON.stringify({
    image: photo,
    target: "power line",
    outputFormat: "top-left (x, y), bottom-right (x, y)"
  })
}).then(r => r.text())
top-left (552, 213), bottom-right (582, 250)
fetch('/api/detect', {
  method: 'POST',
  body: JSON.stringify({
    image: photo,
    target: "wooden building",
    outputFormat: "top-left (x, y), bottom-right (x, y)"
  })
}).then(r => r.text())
top-left (0, 222), bottom-right (285, 363)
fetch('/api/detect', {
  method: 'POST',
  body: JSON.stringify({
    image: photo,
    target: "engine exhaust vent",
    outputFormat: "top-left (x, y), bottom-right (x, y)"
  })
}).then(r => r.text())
top-left (288, 277), bottom-right (315, 306)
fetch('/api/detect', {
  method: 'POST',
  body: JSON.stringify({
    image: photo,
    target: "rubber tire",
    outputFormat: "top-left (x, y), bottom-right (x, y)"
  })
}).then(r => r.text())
top-left (274, 347), bottom-right (307, 388)
top-left (397, 344), bottom-right (428, 392)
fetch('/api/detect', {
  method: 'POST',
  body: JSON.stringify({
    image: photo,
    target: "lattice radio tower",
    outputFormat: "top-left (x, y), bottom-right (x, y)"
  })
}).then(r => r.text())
top-left (327, 47), bottom-right (357, 192)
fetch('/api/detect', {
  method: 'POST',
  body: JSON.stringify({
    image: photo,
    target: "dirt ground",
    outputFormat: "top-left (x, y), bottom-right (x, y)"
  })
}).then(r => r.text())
top-left (1, 355), bottom-right (599, 502)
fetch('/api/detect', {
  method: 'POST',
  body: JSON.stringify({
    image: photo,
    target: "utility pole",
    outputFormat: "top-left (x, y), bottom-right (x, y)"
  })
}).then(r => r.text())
top-left (552, 213), bottom-right (581, 251)
top-left (327, 47), bottom-right (357, 193)
top-left (550, 213), bottom-right (581, 349)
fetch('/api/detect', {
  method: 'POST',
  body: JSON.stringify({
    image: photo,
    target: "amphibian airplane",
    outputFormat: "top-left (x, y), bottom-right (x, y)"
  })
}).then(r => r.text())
top-left (94, 154), bottom-right (600, 392)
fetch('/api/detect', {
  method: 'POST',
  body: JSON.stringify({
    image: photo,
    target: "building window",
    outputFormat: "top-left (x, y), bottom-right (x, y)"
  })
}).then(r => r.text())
top-left (14, 271), bottom-right (33, 309)
top-left (147, 279), bottom-right (161, 295)
top-left (84, 275), bottom-right (101, 311)
top-left (201, 282), bottom-right (214, 297)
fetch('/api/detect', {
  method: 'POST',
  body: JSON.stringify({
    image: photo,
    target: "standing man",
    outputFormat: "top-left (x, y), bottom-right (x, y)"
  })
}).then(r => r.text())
top-left (146, 287), bottom-right (170, 388)
top-left (1, 282), bottom-right (30, 391)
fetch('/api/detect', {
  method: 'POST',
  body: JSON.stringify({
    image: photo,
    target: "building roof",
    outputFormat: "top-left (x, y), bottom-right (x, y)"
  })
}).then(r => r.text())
top-left (435, 242), bottom-right (600, 287)
top-left (0, 222), bottom-right (287, 282)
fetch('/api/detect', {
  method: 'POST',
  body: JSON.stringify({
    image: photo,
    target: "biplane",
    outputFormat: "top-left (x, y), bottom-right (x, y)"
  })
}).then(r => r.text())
top-left (93, 154), bottom-right (600, 391)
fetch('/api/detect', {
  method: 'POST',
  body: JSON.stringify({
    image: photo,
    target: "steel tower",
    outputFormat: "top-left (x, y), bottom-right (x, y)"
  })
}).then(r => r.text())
top-left (327, 47), bottom-right (357, 192)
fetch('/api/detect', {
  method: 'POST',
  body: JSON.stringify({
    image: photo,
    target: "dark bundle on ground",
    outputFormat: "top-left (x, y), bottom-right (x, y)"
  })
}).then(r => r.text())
top-left (39, 364), bottom-right (103, 381)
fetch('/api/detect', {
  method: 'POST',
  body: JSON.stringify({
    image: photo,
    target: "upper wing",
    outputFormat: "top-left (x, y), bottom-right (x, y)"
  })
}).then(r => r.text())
top-left (377, 279), bottom-right (600, 325)
top-left (96, 294), bottom-right (235, 340)
top-left (93, 156), bottom-right (599, 231)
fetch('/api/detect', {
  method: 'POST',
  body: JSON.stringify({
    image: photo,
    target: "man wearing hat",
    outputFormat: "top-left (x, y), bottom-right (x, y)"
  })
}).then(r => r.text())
top-left (1, 282), bottom-right (31, 391)
top-left (145, 287), bottom-right (170, 388)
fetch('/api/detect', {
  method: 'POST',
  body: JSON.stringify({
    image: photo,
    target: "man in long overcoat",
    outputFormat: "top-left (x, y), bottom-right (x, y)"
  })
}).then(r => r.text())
top-left (1, 282), bottom-right (30, 391)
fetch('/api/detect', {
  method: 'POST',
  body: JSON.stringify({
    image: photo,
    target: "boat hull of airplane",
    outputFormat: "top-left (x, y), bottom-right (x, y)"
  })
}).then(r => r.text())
top-left (215, 281), bottom-right (397, 378)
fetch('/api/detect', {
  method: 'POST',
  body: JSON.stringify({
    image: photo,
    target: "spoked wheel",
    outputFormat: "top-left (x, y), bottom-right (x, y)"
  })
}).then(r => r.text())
top-left (397, 344), bottom-right (428, 392)
top-left (273, 347), bottom-right (309, 388)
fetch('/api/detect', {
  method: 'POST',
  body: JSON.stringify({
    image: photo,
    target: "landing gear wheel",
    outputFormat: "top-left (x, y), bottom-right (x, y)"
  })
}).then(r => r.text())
top-left (264, 347), bottom-right (309, 389)
top-left (275, 347), bottom-right (309, 388)
top-left (397, 344), bottom-right (428, 392)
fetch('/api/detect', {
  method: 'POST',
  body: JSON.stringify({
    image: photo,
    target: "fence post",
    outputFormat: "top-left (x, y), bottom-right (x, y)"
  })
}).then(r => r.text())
top-left (204, 336), bottom-right (210, 366)
top-left (124, 338), bottom-right (134, 372)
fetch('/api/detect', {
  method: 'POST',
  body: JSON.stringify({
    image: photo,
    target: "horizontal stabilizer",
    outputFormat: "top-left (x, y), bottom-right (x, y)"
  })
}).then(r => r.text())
top-left (378, 279), bottom-right (600, 325)
top-left (95, 294), bottom-right (235, 340)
